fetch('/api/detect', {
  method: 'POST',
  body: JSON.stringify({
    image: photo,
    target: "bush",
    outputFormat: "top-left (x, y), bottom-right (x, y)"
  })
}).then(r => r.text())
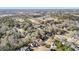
top-left (55, 40), bottom-right (75, 51)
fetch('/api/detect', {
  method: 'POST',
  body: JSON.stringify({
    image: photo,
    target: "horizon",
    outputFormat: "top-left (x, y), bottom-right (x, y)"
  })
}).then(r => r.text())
top-left (0, 7), bottom-right (79, 9)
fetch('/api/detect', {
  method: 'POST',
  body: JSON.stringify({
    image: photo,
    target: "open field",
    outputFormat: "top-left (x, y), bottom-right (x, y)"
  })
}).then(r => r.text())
top-left (0, 9), bottom-right (79, 51)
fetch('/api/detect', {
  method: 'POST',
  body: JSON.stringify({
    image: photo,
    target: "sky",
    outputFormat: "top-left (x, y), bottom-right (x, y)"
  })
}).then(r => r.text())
top-left (0, 0), bottom-right (79, 8)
